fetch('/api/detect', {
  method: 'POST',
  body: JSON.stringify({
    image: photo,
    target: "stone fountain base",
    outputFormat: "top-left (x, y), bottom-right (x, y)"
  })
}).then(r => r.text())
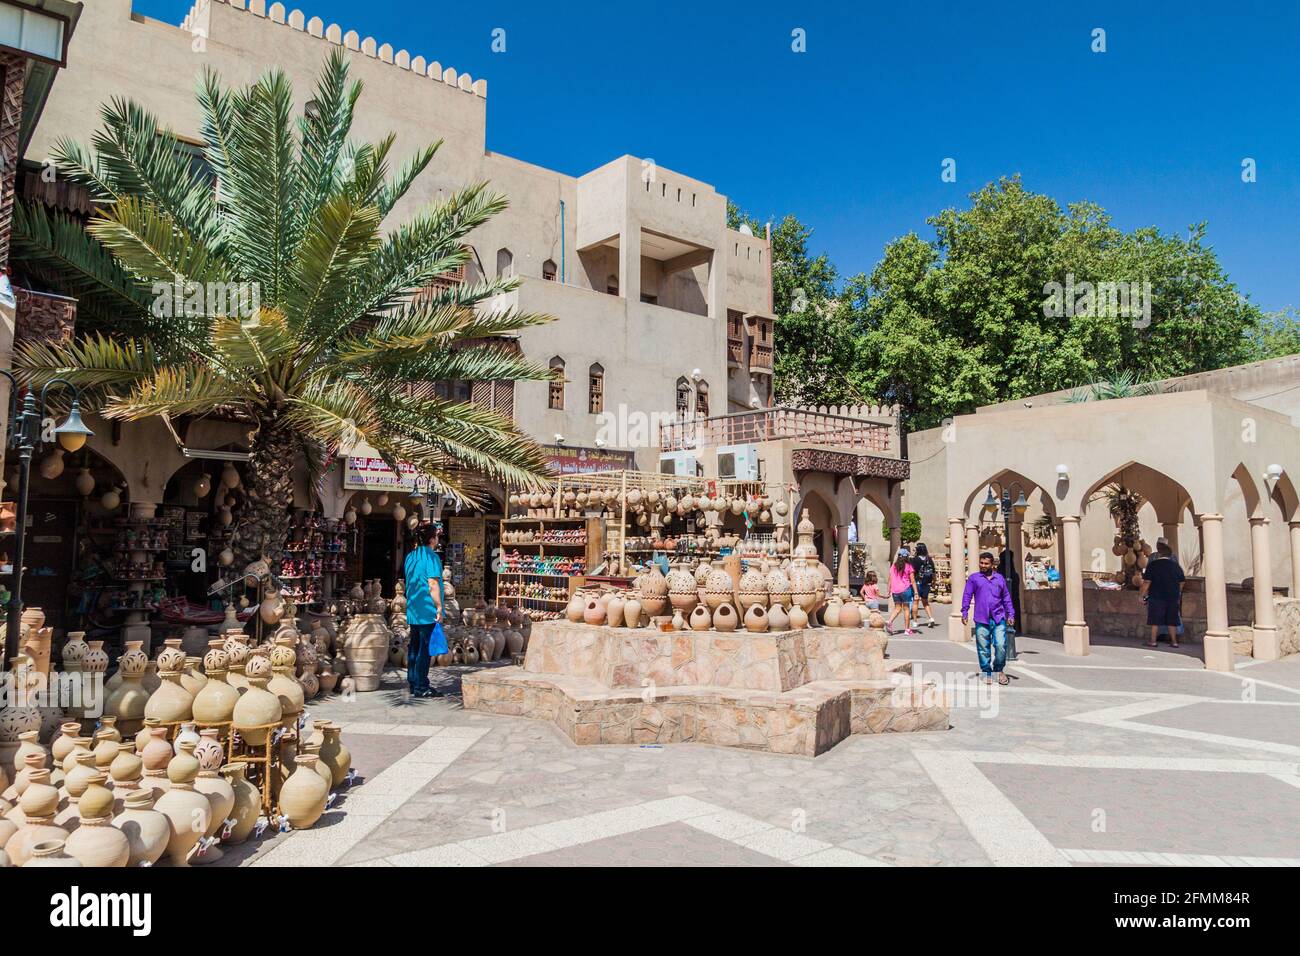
top-left (462, 621), bottom-right (949, 756)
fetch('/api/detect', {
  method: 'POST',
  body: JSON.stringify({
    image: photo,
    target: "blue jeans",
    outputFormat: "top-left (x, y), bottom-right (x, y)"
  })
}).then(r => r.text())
top-left (974, 619), bottom-right (1008, 674)
top-left (407, 623), bottom-right (433, 693)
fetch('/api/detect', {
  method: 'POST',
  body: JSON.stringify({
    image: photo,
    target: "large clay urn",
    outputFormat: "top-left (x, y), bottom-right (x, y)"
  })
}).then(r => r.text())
top-left (232, 657), bottom-right (283, 746)
top-left (112, 788), bottom-right (169, 867)
top-left (768, 603), bottom-right (790, 632)
top-left (839, 602), bottom-right (863, 629)
top-left (279, 754), bottom-right (328, 829)
top-left (4, 771), bottom-right (65, 866)
top-left (224, 638), bottom-right (250, 693)
top-left (789, 605), bottom-right (809, 630)
top-left (153, 744), bottom-right (209, 866)
top-left (637, 564), bottom-right (670, 618)
top-left (51, 722), bottom-right (82, 767)
top-left (788, 556), bottom-right (821, 617)
top-left (703, 561), bottom-right (733, 613)
top-left (666, 563), bottom-right (699, 615)
top-left (744, 604), bottom-right (769, 633)
top-left (622, 598), bottom-right (642, 629)
top-left (341, 613), bottom-right (390, 692)
top-left (582, 597), bottom-right (606, 626)
top-left (179, 656), bottom-right (208, 698)
top-left (144, 649), bottom-right (193, 726)
top-left (317, 723), bottom-right (351, 787)
top-left (606, 594), bottom-right (625, 628)
top-left (737, 563), bottom-right (769, 611)
top-left (192, 751), bottom-right (235, 862)
top-left (712, 603), bottom-right (738, 633)
top-left (222, 763), bottom-right (260, 845)
top-left (108, 750), bottom-right (144, 809)
top-left (192, 648), bottom-right (238, 725)
top-left (267, 664), bottom-right (305, 731)
top-left (104, 641), bottom-right (150, 737)
top-left (64, 775), bottom-right (129, 867)
top-left (765, 563), bottom-right (792, 609)
top-left (564, 594), bottom-right (584, 623)
top-left (824, 595), bottom-right (843, 628)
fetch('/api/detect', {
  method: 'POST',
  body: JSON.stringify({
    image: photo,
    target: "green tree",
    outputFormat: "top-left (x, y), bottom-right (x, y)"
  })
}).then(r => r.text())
top-left (13, 51), bottom-right (556, 563)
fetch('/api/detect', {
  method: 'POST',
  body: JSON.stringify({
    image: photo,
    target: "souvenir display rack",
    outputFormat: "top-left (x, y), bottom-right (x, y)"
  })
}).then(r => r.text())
top-left (495, 516), bottom-right (602, 619)
top-left (276, 511), bottom-right (345, 607)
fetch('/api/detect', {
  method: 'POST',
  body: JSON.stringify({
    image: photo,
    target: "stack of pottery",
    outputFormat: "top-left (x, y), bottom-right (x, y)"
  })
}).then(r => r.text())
top-left (666, 563), bottom-right (699, 615)
top-left (736, 562), bottom-right (769, 612)
top-left (637, 564), bottom-right (670, 618)
top-left (232, 656), bottom-right (282, 746)
top-left (143, 645), bottom-right (193, 731)
top-left (104, 641), bottom-right (150, 737)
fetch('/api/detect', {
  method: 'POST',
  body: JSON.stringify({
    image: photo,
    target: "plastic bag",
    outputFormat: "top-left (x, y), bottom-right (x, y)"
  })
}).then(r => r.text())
top-left (428, 621), bottom-right (448, 656)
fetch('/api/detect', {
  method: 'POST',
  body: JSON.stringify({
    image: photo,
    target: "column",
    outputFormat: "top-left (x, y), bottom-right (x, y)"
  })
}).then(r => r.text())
top-left (1060, 516), bottom-right (1090, 656)
top-left (1249, 516), bottom-right (1279, 660)
top-left (836, 523), bottom-right (851, 587)
top-left (1161, 521), bottom-right (1181, 562)
top-left (1008, 516), bottom-right (1024, 576)
top-left (1289, 521), bottom-right (1300, 599)
top-left (965, 525), bottom-right (979, 577)
top-left (888, 525), bottom-right (901, 561)
top-left (618, 226), bottom-right (641, 304)
top-left (1199, 513), bottom-right (1234, 672)
top-left (948, 517), bottom-right (970, 643)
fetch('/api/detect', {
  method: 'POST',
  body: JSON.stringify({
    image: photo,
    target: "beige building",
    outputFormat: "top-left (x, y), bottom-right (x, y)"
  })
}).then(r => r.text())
top-left (29, 0), bottom-right (778, 467)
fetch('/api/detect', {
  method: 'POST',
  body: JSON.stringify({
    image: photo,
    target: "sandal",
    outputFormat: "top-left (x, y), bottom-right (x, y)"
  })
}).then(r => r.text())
top-left (996, 673), bottom-right (1010, 685)
top-left (1143, 642), bottom-right (1158, 648)
top-left (1170, 642), bottom-right (1180, 649)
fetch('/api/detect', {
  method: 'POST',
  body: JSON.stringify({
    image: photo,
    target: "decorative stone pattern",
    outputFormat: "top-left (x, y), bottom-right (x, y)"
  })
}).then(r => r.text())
top-left (14, 287), bottom-right (77, 348)
top-left (465, 620), bottom-right (948, 756)
top-left (1271, 598), bottom-right (1300, 658)
top-left (790, 447), bottom-right (910, 481)
top-left (0, 52), bottom-right (26, 270)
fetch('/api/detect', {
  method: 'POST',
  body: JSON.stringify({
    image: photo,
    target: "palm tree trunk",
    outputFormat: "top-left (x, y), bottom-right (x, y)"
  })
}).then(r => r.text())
top-left (236, 414), bottom-right (298, 567)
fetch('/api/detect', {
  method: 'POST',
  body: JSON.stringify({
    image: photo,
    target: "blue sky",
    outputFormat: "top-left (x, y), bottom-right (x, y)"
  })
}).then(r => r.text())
top-left (132, 0), bottom-right (1299, 312)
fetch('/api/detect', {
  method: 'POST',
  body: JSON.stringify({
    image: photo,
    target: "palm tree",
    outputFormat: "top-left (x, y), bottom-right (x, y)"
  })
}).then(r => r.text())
top-left (1063, 369), bottom-right (1164, 403)
top-left (12, 50), bottom-right (556, 563)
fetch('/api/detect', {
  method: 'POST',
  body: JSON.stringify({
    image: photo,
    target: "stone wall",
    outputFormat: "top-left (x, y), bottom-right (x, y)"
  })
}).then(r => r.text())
top-left (1022, 581), bottom-right (1258, 641)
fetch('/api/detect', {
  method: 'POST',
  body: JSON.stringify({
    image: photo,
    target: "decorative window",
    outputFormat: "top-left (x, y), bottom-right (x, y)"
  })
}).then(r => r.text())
top-left (695, 380), bottom-right (709, 417)
top-left (676, 377), bottom-right (692, 417)
top-left (548, 356), bottom-right (565, 410)
top-left (496, 247), bottom-right (513, 278)
top-left (542, 259), bottom-right (557, 281)
top-left (588, 363), bottom-right (604, 415)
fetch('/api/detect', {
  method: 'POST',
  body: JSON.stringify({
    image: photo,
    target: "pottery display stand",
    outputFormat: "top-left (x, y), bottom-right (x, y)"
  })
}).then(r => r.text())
top-left (193, 719), bottom-right (236, 764)
top-left (232, 721), bottom-right (287, 821)
top-left (464, 619), bottom-right (951, 757)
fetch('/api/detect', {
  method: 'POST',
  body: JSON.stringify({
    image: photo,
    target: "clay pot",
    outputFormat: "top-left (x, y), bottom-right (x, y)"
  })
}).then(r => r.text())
top-left (712, 603), bottom-right (738, 633)
top-left (623, 598), bottom-right (642, 629)
top-left (192, 659), bottom-right (239, 725)
top-left (279, 755), bottom-right (329, 829)
top-left (867, 611), bottom-right (886, 629)
top-left (317, 724), bottom-right (351, 787)
top-left (112, 789), bottom-right (169, 867)
top-left (606, 595), bottom-right (625, 628)
top-left (736, 565), bottom-right (769, 611)
top-left (173, 722), bottom-right (201, 756)
top-left (565, 594), bottom-right (585, 623)
top-left (824, 596), bottom-right (843, 628)
top-left (222, 763), bottom-right (260, 845)
top-left (744, 604), bottom-right (769, 633)
top-left (637, 564), bottom-right (670, 618)
top-left (108, 749), bottom-right (143, 802)
top-left (689, 605), bottom-right (711, 631)
top-left (268, 667), bottom-right (305, 729)
top-left (192, 729), bottom-right (225, 773)
top-left (505, 630), bottom-right (524, 656)
top-left (64, 777), bottom-right (129, 867)
top-left (232, 658), bottom-right (283, 747)
top-left (12, 731), bottom-right (44, 777)
top-left (105, 643), bottom-right (150, 737)
top-left (179, 657), bottom-right (208, 698)
top-left (789, 606), bottom-right (809, 630)
top-left (153, 745), bottom-right (209, 866)
top-left (838, 602), bottom-right (863, 629)
top-left (341, 614), bottom-right (390, 692)
top-left (51, 723), bottom-right (82, 767)
top-left (462, 641), bottom-right (480, 665)
top-left (582, 598), bottom-right (606, 626)
top-left (671, 608), bottom-right (686, 631)
top-left (5, 752), bottom-right (46, 803)
top-left (768, 603), bottom-right (790, 632)
top-left (5, 771), bottom-right (65, 865)
top-left (58, 752), bottom-right (99, 831)
top-left (193, 764), bottom-right (235, 848)
top-left (24, 839), bottom-right (81, 867)
top-left (144, 665), bottom-right (194, 726)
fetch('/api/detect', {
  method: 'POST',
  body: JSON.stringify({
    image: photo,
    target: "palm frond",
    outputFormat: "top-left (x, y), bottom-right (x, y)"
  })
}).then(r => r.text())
top-left (15, 333), bottom-right (161, 399)
top-left (102, 364), bottom-right (248, 420)
top-left (87, 195), bottom-right (226, 285)
top-left (295, 47), bottom-right (361, 228)
top-left (378, 140), bottom-right (440, 218)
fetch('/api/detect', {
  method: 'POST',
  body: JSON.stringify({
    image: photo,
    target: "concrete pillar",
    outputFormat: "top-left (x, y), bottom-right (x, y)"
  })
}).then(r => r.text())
top-left (965, 526), bottom-right (979, 577)
top-left (1008, 516), bottom-right (1024, 579)
top-left (888, 525), bottom-right (901, 562)
top-left (619, 226), bottom-right (641, 304)
top-left (948, 517), bottom-right (970, 643)
top-left (836, 523), bottom-right (851, 587)
top-left (1161, 521), bottom-right (1181, 562)
top-left (1060, 516), bottom-right (1090, 656)
top-left (1249, 516), bottom-right (1279, 660)
top-left (1289, 521), bottom-right (1300, 599)
top-left (1199, 513), bottom-right (1234, 672)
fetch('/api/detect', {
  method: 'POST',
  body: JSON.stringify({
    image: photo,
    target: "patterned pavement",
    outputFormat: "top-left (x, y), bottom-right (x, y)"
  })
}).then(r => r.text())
top-left (237, 629), bottom-right (1300, 867)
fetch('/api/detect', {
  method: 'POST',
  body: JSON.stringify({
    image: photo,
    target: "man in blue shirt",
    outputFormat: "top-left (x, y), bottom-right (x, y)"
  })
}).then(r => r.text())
top-left (404, 522), bottom-right (444, 698)
top-left (961, 551), bottom-right (1016, 685)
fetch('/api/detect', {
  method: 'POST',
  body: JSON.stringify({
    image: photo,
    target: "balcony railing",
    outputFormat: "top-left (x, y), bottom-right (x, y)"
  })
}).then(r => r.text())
top-left (727, 336), bottom-right (744, 365)
top-left (749, 342), bottom-right (773, 370)
top-left (659, 405), bottom-right (892, 453)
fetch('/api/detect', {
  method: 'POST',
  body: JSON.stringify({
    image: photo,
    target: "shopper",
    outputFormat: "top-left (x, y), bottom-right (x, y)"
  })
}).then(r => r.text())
top-left (886, 547), bottom-right (918, 636)
top-left (1141, 537), bottom-right (1185, 649)
top-left (404, 521), bottom-right (446, 698)
top-left (961, 551), bottom-right (1016, 685)
top-left (911, 542), bottom-right (938, 628)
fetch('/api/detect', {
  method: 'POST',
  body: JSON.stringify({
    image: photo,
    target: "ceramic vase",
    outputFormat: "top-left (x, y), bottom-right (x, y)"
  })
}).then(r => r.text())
top-left (582, 598), bottom-right (606, 626)
top-left (712, 603), bottom-right (738, 633)
top-left (768, 603), bottom-right (790, 632)
top-left (341, 614), bottom-right (390, 692)
top-left (153, 745), bottom-right (209, 866)
top-left (4, 771), bottom-right (64, 865)
top-left (623, 598), bottom-right (641, 629)
top-left (689, 605), bottom-right (711, 631)
top-left (789, 605), bottom-right (809, 630)
top-left (64, 776), bottom-right (129, 867)
top-left (222, 763), bottom-right (260, 845)
top-left (144, 663), bottom-right (193, 726)
top-left (51, 723), bottom-right (82, 767)
top-left (112, 789), bottom-right (169, 867)
top-left (317, 723), bottom-right (351, 787)
top-left (232, 658), bottom-right (283, 747)
top-left (744, 604), bottom-right (769, 633)
top-left (565, 594), bottom-right (585, 623)
top-left (824, 596), bottom-right (843, 628)
top-left (104, 642), bottom-right (150, 737)
top-left (839, 602), bottom-right (863, 629)
top-left (606, 595), bottom-right (625, 628)
top-left (192, 654), bottom-right (239, 725)
top-left (279, 754), bottom-right (329, 829)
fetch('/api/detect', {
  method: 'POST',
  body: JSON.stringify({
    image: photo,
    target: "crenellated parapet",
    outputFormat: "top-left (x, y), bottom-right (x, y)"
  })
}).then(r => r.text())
top-left (181, 0), bottom-right (487, 97)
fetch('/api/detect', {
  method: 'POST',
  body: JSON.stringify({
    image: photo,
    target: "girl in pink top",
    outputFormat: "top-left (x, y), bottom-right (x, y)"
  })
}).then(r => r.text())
top-left (886, 550), bottom-right (918, 635)
top-left (862, 572), bottom-right (881, 609)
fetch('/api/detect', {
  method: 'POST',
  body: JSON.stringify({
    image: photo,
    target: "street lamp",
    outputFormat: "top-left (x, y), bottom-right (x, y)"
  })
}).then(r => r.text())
top-left (1, 374), bottom-right (94, 667)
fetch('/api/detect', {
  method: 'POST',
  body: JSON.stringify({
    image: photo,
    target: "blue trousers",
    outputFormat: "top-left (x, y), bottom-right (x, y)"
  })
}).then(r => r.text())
top-left (407, 623), bottom-right (433, 693)
top-left (974, 619), bottom-right (1008, 674)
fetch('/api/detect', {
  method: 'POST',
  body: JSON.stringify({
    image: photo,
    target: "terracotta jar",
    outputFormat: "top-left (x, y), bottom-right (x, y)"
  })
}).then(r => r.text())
top-left (12, 731), bottom-right (44, 777)
top-left (222, 763), bottom-right (260, 845)
top-left (737, 564), bottom-right (769, 611)
top-left (112, 788), bottom-right (169, 867)
top-left (300, 744), bottom-right (334, 790)
top-left (64, 775), bottom-right (129, 867)
top-left (105, 642), bottom-right (150, 737)
top-left (824, 595), bottom-right (843, 628)
top-left (565, 594), bottom-right (585, 623)
top-left (789, 605), bottom-right (809, 630)
top-left (139, 728), bottom-right (173, 797)
top-left (179, 657), bottom-right (208, 698)
top-left (153, 744), bottom-right (209, 866)
top-left (582, 597), bottom-right (606, 626)
top-left (24, 839), bottom-right (81, 867)
top-left (279, 754), bottom-right (329, 829)
top-left (60, 736), bottom-right (93, 775)
top-left (192, 650), bottom-right (239, 725)
top-left (232, 657), bottom-right (282, 746)
top-left (4, 771), bottom-right (65, 865)
top-left (768, 603), bottom-right (790, 632)
top-left (689, 605), bottom-right (712, 631)
top-left (108, 750), bottom-right (144, 808)
top-left (744, 604), bottom-right (769, 633)
top-left (304, 719), bottom-right (329, 750)
top-left (173, 721), bottom-right (201, 755)
top-left (57, 752), bottom-right (99, 831)
top-left (703, 562), bottom-right (733, 612)
top-left (623, 598), bottom-right (642, 629)
top-left (92, 732), bottom-right (121, 772)
top-left (637, 564), bottom-right (670, 618)
top-left (606, 594), bottom-right (625, 628)
top-left (712, 603), bottom-right (738, 633)
top-left (144, 656), bottom-right (194, 726)
top-left (839, 602), bottom-right (863, 629)
top-left (765, 564), bottom-right (792, 609)
top-left (4, 752), bottom-right (46, 803)
top-left (51, 722), bottom-right (83, 766)
top-left (268, 665), bottom-right (305, 730)
top-left (316, 723), bottom-right (351, 788)
top-left (666, 563), bottom-right (699, 614)
top-left (61, 631), bottom-right (90, 672)
top-left (340, 613), bottom-right (390, 692)
top-left (193, 728), bottom-right (225, 772)
top-left (97, 716), bottom-right (123, 743)
top-left (193, 762), bottom-right (235, 859)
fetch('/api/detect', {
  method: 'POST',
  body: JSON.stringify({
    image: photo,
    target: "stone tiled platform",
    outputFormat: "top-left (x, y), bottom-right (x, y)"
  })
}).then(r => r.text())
top-left (463, 621), bottom-right (949, 756)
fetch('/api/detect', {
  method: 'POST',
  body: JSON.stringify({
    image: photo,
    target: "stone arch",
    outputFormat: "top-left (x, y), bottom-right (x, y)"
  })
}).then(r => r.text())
top-left (1269, 470), bottom-right (1300, 523)
top-left (495, 247), bottom-right (513, 278)
top-left (962, 468), bottom-right (1046, 524)
top-left (796, 484), bottom-right (839, 571)
top-left (1228, 462), bottom-right (1263, 520)
top-left (1079, 461), bottom-right (1196, 525)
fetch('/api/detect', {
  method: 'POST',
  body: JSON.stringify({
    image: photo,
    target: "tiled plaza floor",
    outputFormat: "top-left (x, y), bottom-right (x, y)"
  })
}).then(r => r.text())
top-left (238, 629), bottom-right (1300, 867)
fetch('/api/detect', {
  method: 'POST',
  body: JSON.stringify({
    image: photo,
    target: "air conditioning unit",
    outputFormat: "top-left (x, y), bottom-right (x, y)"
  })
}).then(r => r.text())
top-left (659, 451), bottom-right (699, 477)
top-left (717, 444), bottom-right (759, 481)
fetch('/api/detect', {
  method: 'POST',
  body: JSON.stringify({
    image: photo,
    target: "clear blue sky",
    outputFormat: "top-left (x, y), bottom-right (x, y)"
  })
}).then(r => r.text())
top-left (131, 0), bottom-right (1299, 312)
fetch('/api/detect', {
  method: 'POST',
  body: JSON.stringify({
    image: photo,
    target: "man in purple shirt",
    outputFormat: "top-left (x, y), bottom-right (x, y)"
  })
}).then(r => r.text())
top-left (961, 551), bottom-right (1016, 685)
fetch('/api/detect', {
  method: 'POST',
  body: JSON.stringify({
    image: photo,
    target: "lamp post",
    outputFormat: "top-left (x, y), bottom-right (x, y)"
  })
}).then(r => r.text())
top-left (1, 374), bottom-right (94, 667)
top-left (983, 482), bottom-right (1028, 660)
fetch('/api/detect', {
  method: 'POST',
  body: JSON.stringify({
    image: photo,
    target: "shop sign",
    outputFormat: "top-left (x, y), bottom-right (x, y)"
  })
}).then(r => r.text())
top-left (544, 445), bottom-right (635, 475)
top-left (343, 456), bottom-right (419, 492)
